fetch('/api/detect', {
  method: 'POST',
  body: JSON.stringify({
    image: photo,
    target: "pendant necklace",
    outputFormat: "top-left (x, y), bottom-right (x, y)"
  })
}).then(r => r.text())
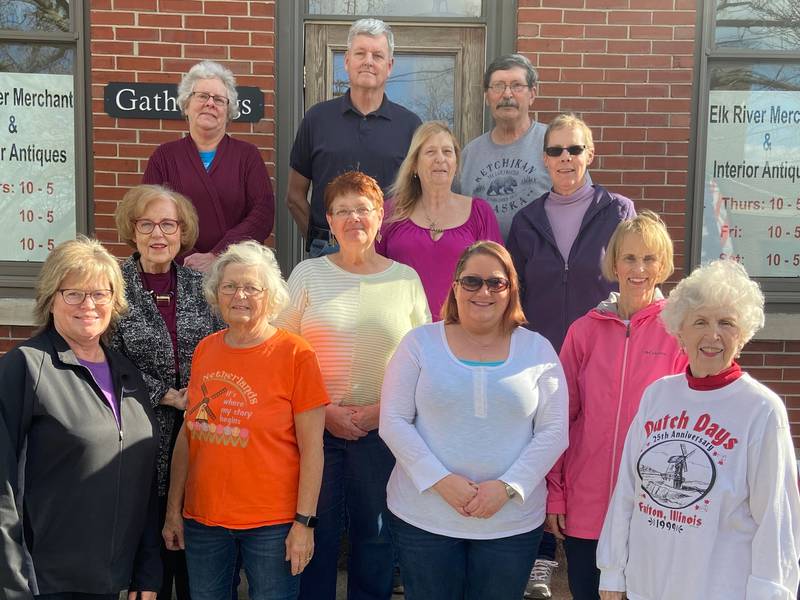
top-left (423, 207), bottom-right (445, 240)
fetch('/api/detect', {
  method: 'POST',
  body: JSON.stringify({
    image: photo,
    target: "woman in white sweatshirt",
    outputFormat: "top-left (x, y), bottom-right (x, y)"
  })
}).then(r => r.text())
top-left (380, 241), bottom-right (568, 600)
top-left (597, 259), bottom-right (800, 600)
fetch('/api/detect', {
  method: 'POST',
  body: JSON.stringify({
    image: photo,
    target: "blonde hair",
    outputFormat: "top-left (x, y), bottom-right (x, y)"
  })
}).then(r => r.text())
top-left (34, 237), bottom-right (128, 336)
top-left (441, 241), bottom-right (527, 334)
top-left (602, 210), bottom-right (674, 284)
top-left (543, 113), bottom-right (594, 151)
top-left (387, 121), bottom-right (460, 223)
top-left (203, 241), bottom-right (289, 322)
top-left (115, 184), bottom-right (199, 255)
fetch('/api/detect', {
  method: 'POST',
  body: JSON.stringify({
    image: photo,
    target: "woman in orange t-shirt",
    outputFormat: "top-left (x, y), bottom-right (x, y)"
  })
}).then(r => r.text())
top-left (162, 241), bottom-right (329, 600)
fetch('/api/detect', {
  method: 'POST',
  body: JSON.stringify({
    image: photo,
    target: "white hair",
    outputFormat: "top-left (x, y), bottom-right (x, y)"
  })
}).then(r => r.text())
top-left (348, 18), bottom-right (394, 58)
top-left (661, 259), bottom-right (765, 345)
top-left (177, 60), bottom-right (240, 121)
top-left (204, 241), bottom-right (289, 322)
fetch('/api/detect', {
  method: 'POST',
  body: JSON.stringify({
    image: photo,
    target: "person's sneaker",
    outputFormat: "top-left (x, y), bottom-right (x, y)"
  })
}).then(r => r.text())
top-left (524, 559), bottom-right (558, 599)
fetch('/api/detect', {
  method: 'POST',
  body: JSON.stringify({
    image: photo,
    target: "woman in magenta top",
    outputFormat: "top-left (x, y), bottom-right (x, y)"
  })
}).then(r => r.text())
top-left (377, 121), bottom-right (502, 319)
top-left (143, 60), bottom-right (274, 273)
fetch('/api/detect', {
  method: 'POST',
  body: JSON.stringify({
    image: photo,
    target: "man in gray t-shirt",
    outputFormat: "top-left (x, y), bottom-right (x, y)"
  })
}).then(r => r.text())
top-left (457, 54), bottom-right (551, 240)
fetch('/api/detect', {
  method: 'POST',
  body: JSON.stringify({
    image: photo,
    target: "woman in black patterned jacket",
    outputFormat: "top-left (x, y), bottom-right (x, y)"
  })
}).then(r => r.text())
top-left (112, 184), bottom-right (224, 600)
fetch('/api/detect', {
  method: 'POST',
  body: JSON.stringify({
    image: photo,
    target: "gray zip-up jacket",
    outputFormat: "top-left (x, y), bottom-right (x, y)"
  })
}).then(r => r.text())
top-left (0, 327), bottom-right (161, 599)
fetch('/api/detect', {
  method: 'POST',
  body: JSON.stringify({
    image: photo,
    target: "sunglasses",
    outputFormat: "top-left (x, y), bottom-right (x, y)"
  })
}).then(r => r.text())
top-left (457, 276), bottom-right (510, 293)
top-left (544, 145), bottom-right (587, 157)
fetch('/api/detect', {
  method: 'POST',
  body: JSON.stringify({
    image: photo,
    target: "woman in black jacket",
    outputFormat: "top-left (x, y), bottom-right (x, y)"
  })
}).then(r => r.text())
top-left (0, 237), bottom-right (161, 600)
top-left (111, 184), bottom-right (224, 600)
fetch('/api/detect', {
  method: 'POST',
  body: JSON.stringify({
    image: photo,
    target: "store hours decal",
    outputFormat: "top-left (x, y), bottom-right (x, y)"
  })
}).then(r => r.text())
top-left (702, 90), bottom-right (800, 277)
top-left (0, 73), bottom-right (76, 261)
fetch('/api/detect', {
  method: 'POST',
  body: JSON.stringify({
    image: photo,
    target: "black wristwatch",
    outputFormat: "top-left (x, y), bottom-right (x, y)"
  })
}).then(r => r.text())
top-left (295, 513), bottom-right (319, 528)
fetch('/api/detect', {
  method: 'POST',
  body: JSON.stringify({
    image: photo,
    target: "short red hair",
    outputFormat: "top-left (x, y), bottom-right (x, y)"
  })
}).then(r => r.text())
top-left (324, 171), bottom-right (384, 213)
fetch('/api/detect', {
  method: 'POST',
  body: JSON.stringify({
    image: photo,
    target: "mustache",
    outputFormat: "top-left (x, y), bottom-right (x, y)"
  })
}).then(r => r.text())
top-left (496, 99), bottom-right (518, 108)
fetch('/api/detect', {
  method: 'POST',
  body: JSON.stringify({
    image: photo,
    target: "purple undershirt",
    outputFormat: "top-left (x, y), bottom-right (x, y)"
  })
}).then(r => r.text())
top-left (78, 357), bottom-right (120, 427)
top-left (544, 181), bottom-right (595, 262)
top-left (140, 267), bottom-right (180, 378)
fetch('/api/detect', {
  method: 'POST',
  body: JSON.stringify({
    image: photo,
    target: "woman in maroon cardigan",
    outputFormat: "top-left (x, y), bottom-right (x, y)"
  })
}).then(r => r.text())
top-left (143, 60), bottom-right (274, 272)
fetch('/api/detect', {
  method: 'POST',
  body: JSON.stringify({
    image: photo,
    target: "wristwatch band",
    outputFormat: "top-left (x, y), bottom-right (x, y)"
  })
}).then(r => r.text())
top-left (501, 481), bottom-right (517, 499)
top-left (294, 513), bottom-right (319, 528)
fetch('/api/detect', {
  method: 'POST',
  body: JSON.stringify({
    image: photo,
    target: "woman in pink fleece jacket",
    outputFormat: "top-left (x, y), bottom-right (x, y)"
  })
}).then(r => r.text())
top-left (545, 211), bottom-right (686, 600)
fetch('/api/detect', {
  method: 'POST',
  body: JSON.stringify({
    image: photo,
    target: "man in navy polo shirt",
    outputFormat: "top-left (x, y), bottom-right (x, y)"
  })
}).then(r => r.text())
top-left (287, 17), bottom-right (422, 257)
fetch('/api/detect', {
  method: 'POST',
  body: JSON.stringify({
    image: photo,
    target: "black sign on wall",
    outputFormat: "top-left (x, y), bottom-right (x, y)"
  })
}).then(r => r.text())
top-left (104, 83), bottom-right (264, 122)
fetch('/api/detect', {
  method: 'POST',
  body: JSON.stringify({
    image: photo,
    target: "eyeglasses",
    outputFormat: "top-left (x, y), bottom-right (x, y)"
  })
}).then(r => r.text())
top-left (190, 91), bottom-right (230, 107)
top-left (457, 276), bottom-right (510, 293)
top-left (544, 145), bottom-right (587, 157)
top-left (59, 289), bottom-right (114, 305)
top-left (331, 206), bottom-right (375, 219)
top-left (219, 283), bottom-right (265, 297)
top-left (134, 219), bottom-right (181, 235)
top-left (486, 82), bottom-right (530, 94)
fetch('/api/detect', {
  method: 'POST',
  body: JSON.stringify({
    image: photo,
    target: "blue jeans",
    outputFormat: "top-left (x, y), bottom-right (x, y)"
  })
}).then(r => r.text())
top-left (308, 237), bottom-right (339, 258)
top-left (298, 430), bottom-right (395, 600)
top-left (390, 514), bottom-right (543, 600)
top-left (564, 536), bottom-right (600, 600)
top-left (184, 518), bottom-right (298, 600)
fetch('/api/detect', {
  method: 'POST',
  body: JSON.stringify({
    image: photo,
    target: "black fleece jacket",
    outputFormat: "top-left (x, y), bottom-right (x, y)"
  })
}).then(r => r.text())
top-left (0, 327), bottom-right (161, 599)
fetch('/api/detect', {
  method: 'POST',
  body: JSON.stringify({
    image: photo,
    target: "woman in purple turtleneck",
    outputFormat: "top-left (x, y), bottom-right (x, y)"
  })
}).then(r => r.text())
top-left (507, 114), bottom-right (636, 354)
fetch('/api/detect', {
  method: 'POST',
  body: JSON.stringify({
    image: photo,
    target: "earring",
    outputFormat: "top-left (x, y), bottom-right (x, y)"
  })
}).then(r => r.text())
top-left (376, 231), bottom-right (383, 244)
top-left (412, 172), bottom-right (418, 179)
top-left (330, 232), bottom-right (337, 247)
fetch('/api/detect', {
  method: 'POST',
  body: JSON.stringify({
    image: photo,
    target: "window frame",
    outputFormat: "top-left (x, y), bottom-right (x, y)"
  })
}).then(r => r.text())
top-left (689, 0), bottom-right (800, 307)
top-left (0, 0), bottom-right (89, 297)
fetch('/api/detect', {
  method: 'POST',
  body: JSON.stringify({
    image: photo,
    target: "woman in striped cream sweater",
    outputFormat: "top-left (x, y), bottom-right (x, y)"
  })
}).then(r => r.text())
top-left (275, 171), bottom-right (431, 600)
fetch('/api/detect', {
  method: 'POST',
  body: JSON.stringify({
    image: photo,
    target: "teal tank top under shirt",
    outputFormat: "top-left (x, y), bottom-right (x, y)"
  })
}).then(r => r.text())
top-left (459, 358), bottom-right (505, 367)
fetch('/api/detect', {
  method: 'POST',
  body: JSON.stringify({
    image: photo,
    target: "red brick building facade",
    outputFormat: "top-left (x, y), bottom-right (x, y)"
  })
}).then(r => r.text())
top-left (1, 0), bottom-right (798, 442)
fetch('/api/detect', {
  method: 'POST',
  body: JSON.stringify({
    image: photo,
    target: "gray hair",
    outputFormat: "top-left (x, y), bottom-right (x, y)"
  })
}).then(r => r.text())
top-left (348, 18), bottom-right (394, 58)
top-left (203, 241), bottom-right (289, 322)
top-left (661, 259), bottom-right (765, 347)
top-left (177, 60), bottom-right (240, 121)
top-left (483, 53), bottom-right (538, 90)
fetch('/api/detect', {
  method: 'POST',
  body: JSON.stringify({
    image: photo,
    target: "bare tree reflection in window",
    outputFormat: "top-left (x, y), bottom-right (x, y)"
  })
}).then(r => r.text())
top-left (715, 0), bottom-right (800, 50)
top-left (711, 64), bottom-right (800, 93)
top-left (392, 64), bottom-right (454, 125)
top-left (308, 0), bottom-right (480, 17)
top-left (309, 0), bottom-right (387, 15)
top-left (0, 43), bottom-right (73, 74)
top-left (0, 0), bottom-right (69, 33)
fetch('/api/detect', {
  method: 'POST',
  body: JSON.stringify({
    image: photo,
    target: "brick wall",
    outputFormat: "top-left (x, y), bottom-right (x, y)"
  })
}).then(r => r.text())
top-left (1, 1), bottom-right (798, 443)
top-left (517, 0), bottom-right (800, 445)
top-left (89, 0), bottom-right (277, 258)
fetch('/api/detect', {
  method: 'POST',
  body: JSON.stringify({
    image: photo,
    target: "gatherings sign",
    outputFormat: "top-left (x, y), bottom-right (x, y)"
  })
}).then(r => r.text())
top-left (0, 72), bottom-right (76, 262)
top-left (702, 90), bottom-right (800, 277)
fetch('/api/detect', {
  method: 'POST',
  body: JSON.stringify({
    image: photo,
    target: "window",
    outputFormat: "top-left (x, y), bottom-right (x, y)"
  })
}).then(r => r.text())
top-left (308, 0), bottom-right (481, 18)
top-left (692, 0), bottom-right (800, 304)
top-left (0, 0), bottom-right (86, 292)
